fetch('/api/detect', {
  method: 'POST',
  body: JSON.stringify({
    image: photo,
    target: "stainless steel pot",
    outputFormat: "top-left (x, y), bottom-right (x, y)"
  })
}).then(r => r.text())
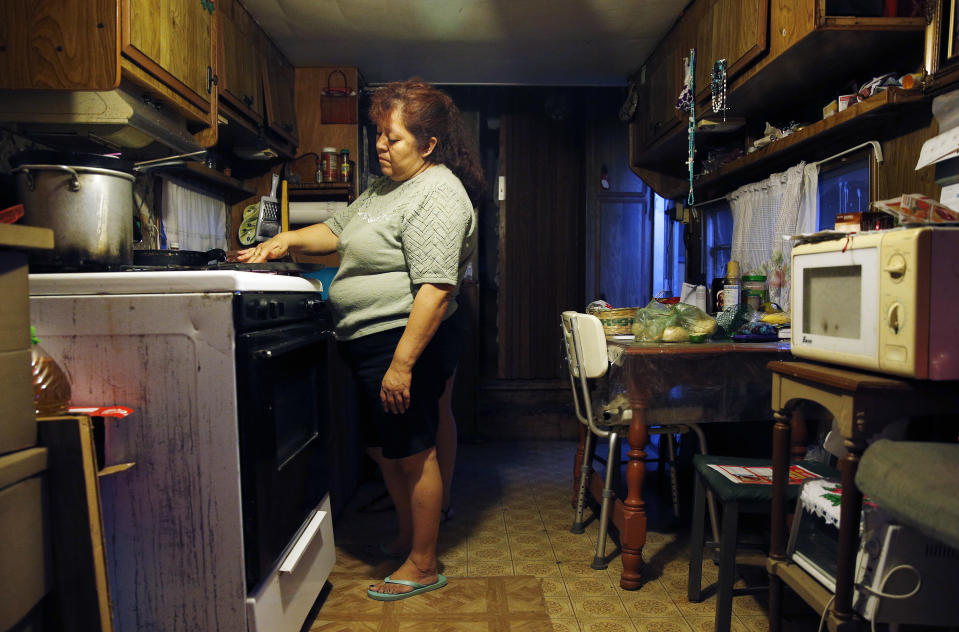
top-left (12, 151), bottom-right (136, 266)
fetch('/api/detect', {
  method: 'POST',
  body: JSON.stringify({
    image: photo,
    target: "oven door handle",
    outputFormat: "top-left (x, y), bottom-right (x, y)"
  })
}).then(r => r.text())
top-left (249, 329), bottom-right (329, 360)
top-left (279, 508), bottom-right (329, 575)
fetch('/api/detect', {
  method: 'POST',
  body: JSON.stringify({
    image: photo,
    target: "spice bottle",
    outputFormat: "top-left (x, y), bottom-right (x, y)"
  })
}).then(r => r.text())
top-left (30, 326), bottom-right (71, 416)
top-left (339, 148), bottom-right (351, 183)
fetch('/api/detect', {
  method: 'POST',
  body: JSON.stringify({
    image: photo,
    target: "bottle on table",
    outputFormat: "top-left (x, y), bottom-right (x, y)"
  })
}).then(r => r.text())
top-left (722, 260), bottom-right (741, 309)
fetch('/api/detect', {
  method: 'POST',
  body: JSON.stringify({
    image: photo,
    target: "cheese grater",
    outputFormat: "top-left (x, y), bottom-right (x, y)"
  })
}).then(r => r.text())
top-left (253, 173), bottom-right (281, 242)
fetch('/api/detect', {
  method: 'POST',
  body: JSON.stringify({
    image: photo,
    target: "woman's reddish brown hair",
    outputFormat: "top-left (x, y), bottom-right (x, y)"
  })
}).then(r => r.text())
top-left (370, 78), bottom-right (485, 206)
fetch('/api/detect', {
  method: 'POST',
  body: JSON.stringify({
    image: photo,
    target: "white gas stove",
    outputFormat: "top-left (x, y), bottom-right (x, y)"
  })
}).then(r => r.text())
top-left (29, 268), bottom-right (335, 632)
top-left (28, 269), bottom-right (322, 294)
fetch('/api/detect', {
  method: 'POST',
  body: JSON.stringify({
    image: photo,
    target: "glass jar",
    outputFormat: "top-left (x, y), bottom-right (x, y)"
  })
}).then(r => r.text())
top-left (320, 147), bottom-right (339, 183)
top-left (742, 274), bottom-right (767, 310)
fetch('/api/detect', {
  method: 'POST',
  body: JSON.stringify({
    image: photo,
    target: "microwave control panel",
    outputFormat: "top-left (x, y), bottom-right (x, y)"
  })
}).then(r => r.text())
top-left (878, 228), bottom-right (923, 376)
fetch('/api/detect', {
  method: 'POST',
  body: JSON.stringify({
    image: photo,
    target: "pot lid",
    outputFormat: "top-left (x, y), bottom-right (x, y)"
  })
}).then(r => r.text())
top-left (10, 150), bottom-right (135, 175)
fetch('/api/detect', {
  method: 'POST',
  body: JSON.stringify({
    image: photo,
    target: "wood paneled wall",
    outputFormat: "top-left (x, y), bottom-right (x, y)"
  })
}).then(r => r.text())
top-left (293, 67), bottom-right (361, 187)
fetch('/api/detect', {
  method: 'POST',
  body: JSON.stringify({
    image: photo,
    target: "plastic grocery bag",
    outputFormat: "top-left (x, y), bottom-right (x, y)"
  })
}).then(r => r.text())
top-left (631, 300), bottom-right (675, 342)
top-left (631, 300), bottom-right (717, 342)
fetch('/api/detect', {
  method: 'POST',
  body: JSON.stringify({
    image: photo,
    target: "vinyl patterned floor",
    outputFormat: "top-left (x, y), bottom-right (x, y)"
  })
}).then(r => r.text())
top-left (314, 439), bottom-right (820, 632)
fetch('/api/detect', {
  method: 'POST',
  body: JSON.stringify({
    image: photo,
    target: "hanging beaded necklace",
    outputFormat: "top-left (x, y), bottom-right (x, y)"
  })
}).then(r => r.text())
top-left (686, 49), bottom-right (696, 206)
top-left (710, 58), bottom-right (728, 121)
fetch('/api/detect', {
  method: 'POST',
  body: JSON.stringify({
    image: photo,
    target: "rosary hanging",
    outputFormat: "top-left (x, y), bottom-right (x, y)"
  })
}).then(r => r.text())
top-left (676, 49), bottom-right (696, 206)
top-left (710, 58), bottom-right (728, 121)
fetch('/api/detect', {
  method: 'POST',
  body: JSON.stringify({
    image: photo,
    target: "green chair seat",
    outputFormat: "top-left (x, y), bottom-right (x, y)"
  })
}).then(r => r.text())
top-left (693, 454), bottom-right (838, 503)
top-left (855, 439), bottom-right (959, 550)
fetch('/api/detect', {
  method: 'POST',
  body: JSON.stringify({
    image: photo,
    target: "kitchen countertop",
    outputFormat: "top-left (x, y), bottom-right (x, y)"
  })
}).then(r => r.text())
top-left (0, 224), bottom-right (54, 251)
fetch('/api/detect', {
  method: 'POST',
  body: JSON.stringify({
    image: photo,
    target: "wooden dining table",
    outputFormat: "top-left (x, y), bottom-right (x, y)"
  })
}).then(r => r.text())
top-left (596, 339), bottom-right (792, 589)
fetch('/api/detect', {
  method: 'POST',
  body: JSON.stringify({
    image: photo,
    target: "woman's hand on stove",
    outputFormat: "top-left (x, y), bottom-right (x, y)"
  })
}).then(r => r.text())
top-left (237, 233), bottom-right (290, 263)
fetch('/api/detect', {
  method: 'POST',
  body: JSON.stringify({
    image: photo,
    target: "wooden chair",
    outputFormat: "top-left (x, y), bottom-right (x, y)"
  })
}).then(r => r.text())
top-left (562, 311), bottom-right (714, 569)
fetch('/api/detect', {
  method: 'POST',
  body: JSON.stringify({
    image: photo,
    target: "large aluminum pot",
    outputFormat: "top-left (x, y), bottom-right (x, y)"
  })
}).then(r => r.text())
top-left (12, 151), bottom-right (136, 266)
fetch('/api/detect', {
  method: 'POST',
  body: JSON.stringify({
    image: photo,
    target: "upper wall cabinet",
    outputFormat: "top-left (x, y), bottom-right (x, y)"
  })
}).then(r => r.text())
top-left (123, 0), bottom-right (217, 118)
top-left (0, 0), bottom-right (219, 145)
top-left (261, 36), bottom-right (299, 147)
top-left (0, 0), bottom-right (119, 90)
top-left (694, 0), bottom-right (769, 99)
top-left (629, 0), bottom-right (929, 199)
top-left (219, 0), bottom-right (264, 122)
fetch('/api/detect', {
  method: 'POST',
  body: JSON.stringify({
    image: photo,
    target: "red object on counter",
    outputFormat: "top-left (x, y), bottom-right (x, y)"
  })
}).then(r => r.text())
top-left (68, 406), bottom-right (134, 417)
top-left (0, 204), bottom-right (24, 223)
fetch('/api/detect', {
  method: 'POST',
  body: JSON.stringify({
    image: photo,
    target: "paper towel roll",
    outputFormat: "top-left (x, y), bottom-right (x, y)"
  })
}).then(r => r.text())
top-left (288, 201), bottom-right (347, 225)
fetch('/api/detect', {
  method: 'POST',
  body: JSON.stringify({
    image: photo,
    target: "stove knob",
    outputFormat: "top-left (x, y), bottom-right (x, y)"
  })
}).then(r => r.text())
top-left (304, 298), bottom-right (322, 314)
top-left (268, 300), bottom-right (279, 318)
top-left (256, 299), bottom-right (269, 319)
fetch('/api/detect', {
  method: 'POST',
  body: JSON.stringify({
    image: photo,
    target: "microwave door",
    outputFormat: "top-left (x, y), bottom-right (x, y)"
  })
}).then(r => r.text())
top-left (793, 246), bottom-right (880, 369)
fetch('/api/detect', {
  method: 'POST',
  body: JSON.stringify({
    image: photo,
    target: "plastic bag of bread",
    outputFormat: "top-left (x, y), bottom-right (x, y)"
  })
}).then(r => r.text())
top-left (672, 302), bottom-right (717, 336)
top-left (631, 300), bottom-right (717, 342)
top-left (631, 300), bottom-right (673, 341)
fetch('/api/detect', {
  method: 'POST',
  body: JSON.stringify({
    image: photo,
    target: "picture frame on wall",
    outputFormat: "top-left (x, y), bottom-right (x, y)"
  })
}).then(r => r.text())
top-left (931, 0), bottom-right (959, 80)
top-left (949, 0), bottom-right (959, 60)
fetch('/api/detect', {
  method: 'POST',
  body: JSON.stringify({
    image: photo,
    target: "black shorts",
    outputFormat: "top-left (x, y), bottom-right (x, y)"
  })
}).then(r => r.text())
top-left (338, 309), bottom-right (464, 459)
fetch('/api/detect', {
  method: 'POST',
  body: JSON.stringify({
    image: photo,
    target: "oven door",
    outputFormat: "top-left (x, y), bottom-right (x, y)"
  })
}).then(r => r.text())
top-left (236, 320), bottom-right (331, 591)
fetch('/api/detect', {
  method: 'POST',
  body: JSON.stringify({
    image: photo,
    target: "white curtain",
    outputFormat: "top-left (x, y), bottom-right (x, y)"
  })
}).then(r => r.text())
top-left (160, 178), bottom-right (228, 251)
top-left (727, 162), bottom-right (819, 312)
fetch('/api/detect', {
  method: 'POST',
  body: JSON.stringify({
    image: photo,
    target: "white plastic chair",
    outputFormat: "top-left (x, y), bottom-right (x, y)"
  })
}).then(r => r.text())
top-left (562, 311), bottom-right (718, 569)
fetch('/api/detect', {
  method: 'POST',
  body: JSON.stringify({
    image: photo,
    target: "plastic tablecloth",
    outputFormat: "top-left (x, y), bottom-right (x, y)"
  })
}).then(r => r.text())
top-left (605, 340), bottom-right (791, 423)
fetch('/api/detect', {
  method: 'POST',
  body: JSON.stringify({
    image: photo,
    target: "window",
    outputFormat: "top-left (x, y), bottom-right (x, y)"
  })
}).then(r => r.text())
top-left (652, 195), bottom-right (686, 298)
top-left (816, 152), bottom-right (871, 231)
top-left (701, 200), bottom-right (733, 285)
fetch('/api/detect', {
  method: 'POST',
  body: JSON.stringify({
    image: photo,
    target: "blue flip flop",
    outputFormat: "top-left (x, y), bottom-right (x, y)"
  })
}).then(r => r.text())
top-left (367, 574), bottom-right (448, 601)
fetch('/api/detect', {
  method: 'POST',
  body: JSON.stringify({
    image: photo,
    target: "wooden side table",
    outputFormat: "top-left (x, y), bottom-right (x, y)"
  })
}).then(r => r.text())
top-left (766, 361), bottom-right (959, 632)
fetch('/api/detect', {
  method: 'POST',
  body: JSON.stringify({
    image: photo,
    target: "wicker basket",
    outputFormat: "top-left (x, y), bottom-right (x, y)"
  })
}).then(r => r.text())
top-left (588, 307), bottom-right (638, 335)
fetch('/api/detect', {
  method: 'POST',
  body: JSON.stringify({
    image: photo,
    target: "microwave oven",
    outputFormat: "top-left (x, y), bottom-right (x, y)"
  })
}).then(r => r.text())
top-left (790, 226), bottom-right (959, 379)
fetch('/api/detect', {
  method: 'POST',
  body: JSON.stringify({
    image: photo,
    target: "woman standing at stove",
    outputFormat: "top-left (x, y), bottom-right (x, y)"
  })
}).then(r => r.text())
top-left (238, 78), bottom-right (482, 601)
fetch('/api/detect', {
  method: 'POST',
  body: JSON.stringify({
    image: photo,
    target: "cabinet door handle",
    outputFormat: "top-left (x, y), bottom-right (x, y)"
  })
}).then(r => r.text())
top-left (207, 66), bottom-right (218, 94)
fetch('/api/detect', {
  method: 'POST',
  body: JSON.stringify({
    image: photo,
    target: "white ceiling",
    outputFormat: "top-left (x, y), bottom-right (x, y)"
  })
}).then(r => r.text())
top-left (241, 0), bottom-right (688, 86)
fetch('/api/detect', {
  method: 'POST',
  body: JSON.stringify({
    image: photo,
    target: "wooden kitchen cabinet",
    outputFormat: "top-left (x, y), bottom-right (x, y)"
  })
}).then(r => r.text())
top-left (218, 0), bottom-right (265, 122)
top-left (262, 35), bottom-right (299, 147)
top-left (694, 0), bottom-right (769, 101)
top-left (0, 0), bottom-right (119, 90)
top-left (0, 0), bottom-right (219, 144)
top-left (122, 0), bottom-right (217, 122)
top-left (628, 0), bottom-right (927, 199)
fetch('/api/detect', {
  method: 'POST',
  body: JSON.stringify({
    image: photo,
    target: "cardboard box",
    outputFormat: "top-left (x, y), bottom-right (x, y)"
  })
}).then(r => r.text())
top-left (823, 99), bottom-right (838, 119)
top-left (838, 94), bottom-right (857, 112)
top-left (0, 349), bottom-right (35, 455)
top-left (835, 212), bottom-right (862, 233)
top-left (0, 251), bottom-right (30, 353)
top-left (0, 448), bottom-right (50, 630)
